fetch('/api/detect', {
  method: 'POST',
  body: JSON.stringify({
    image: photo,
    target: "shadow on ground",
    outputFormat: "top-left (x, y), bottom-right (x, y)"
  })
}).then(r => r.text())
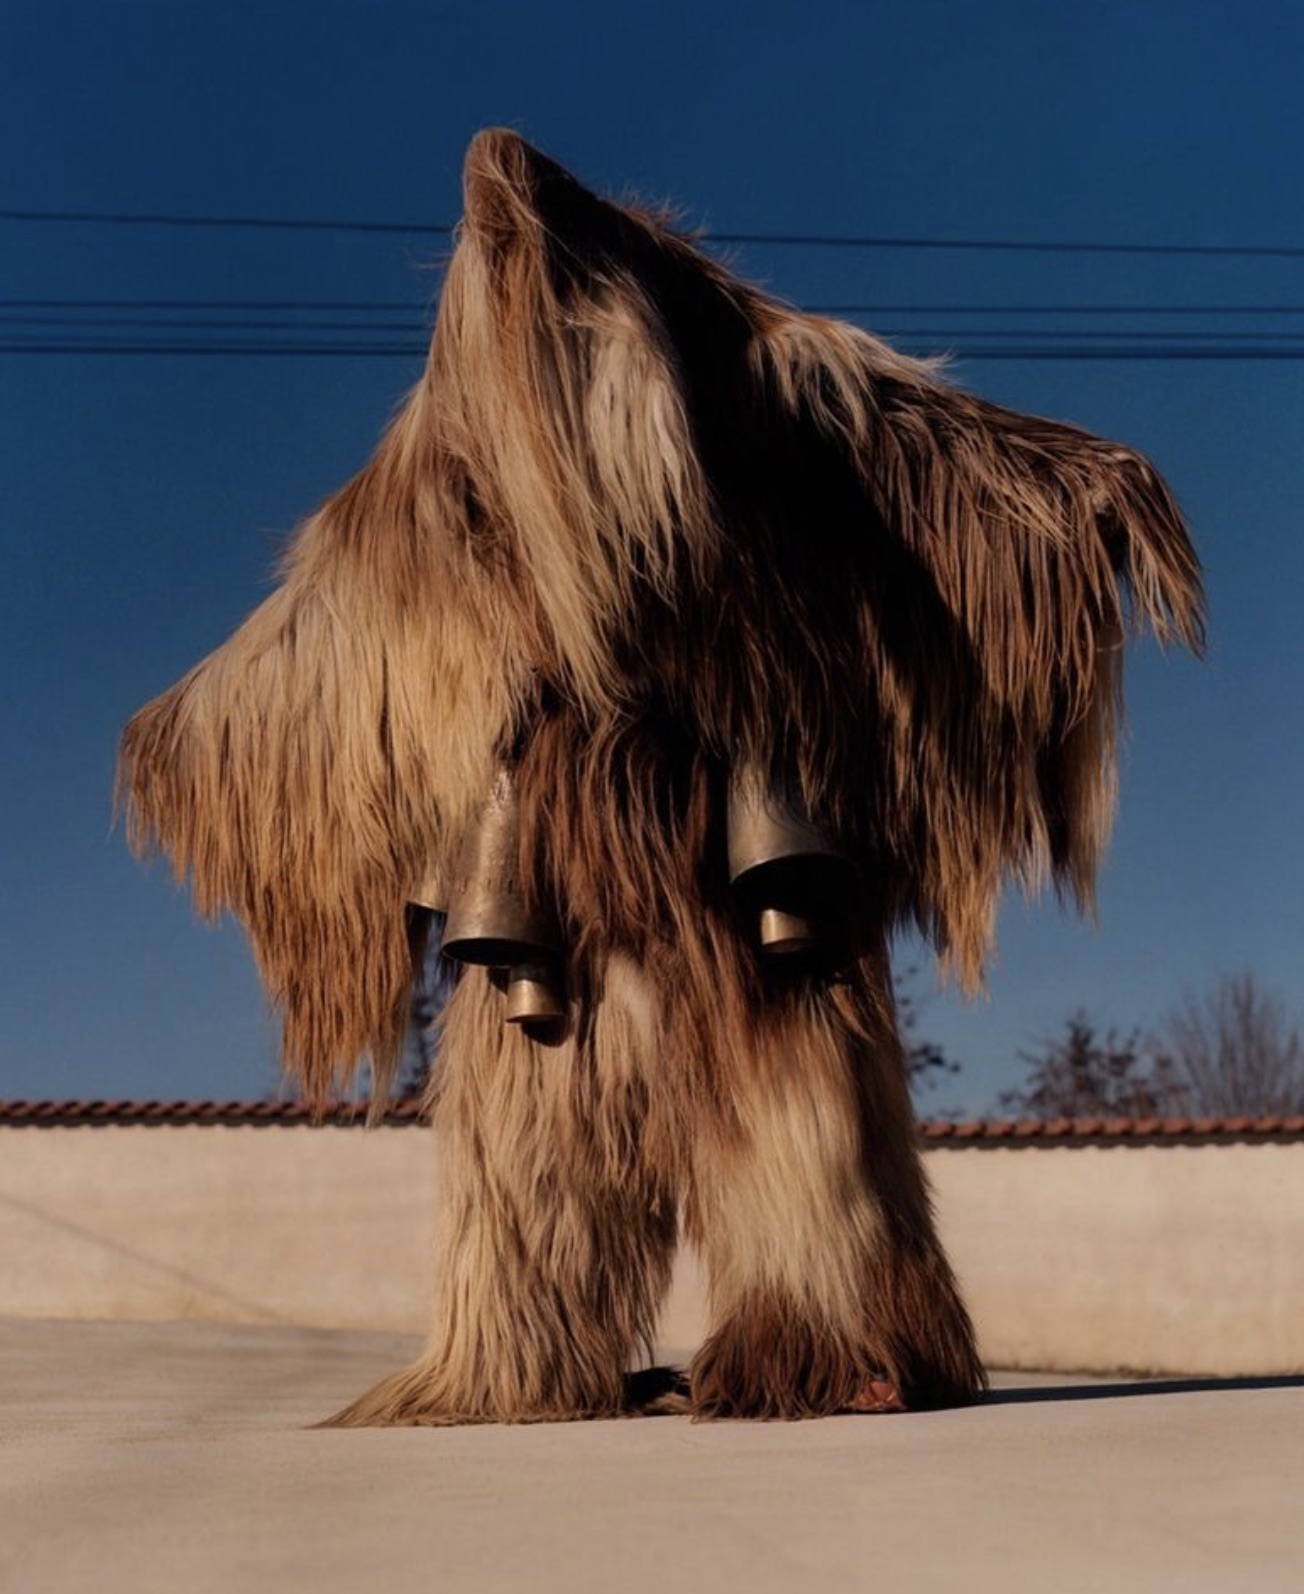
top-left (982, 1373), bottom-right (1304, 1405)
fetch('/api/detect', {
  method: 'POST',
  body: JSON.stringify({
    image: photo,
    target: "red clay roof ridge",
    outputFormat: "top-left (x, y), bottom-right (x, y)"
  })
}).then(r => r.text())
top-left (2, 1100), bottom-right (1303, 1140)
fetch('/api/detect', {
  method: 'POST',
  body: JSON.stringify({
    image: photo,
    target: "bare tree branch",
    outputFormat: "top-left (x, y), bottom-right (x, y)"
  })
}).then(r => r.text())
top-left (998, 1011), bottom-right (1188, 1118)
top-left (1155, 973), bottom-right (1304, 1117)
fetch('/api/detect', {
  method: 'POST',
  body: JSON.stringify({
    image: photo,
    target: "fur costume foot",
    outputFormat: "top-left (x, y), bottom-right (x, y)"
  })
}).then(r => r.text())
top-left (119, 129), bottom-right (1203, 1424)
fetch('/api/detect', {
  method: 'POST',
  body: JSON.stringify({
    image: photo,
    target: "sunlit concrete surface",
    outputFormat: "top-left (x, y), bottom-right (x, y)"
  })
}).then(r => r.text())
top-left (2, 1319), bottom-right (1300, 1594)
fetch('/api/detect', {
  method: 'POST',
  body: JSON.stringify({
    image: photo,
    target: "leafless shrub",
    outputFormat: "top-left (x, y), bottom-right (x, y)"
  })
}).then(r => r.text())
top-left (1155, 972), bottom-right (1304, 1117)
top-left (997, 1012), bottom-right (1187, 1119)
top-left (895, 964), bottom-right (962, 1093)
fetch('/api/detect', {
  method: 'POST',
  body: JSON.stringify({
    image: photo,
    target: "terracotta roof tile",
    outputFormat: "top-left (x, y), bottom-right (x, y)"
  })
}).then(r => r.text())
top-left (0, 1098), bottom-right (424, 1128)
top-left (0, 1099), bottom-right (1301, 1141)
top-left (918, 1113), bottom-right (1304, 1145)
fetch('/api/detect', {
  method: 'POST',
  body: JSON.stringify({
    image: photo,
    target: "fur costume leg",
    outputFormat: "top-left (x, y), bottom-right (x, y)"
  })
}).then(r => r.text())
top-left (330, 955), bottom-right (677, 1426)
top-left (683, 943), bottom-right (985, 1417)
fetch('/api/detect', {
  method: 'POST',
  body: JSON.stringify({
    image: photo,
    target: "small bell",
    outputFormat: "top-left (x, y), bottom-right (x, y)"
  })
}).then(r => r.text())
top-left (758, 906), bottom-right (818, 956)
top-left (504, 959), bottom-right (567, 1025)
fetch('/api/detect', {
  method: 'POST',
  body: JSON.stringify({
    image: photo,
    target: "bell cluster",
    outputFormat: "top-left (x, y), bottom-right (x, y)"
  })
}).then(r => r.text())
top-left (410, 766), bottom-right (851, 1034)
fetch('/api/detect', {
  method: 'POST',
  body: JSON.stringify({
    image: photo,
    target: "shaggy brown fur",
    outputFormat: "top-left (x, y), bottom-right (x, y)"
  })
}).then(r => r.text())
top-left (119, 129), bottom-right (1203, 1424)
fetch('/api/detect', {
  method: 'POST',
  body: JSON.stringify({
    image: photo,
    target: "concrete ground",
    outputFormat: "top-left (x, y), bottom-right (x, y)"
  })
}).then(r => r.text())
top-left (2, 1319), bottom-right (1300, 1594)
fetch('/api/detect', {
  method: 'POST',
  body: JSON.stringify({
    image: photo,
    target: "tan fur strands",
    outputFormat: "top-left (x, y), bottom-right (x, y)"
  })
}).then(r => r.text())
top-left (119, 129), bottom-right (1202, 1422)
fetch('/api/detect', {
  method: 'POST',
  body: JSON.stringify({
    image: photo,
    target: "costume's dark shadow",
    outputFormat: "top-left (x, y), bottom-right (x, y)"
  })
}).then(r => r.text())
top-left (981, 1375), bottom-right (1304, 1406)
top-left (624, 1368), bottom-right (1304, 1417)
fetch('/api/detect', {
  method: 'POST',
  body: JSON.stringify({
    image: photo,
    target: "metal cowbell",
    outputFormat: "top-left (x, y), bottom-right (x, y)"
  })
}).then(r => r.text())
top-left (442, 768), bottom-right (565, 1021)
top-left (503, 959), bottom-right (567, 1025)
top-left (726, 767), bottom-right (850, 956)
top-left (406, 865), bottom-right (448, 914)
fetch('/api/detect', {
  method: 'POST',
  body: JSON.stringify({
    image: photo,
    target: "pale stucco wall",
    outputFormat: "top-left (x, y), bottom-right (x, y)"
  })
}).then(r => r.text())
top-left (2, 1126), bottom-right (1300, 1374)
top-left (929, 1142), bottom-right (1304, 1376)
top-left (0, 1126), bottom-right (437, 1330)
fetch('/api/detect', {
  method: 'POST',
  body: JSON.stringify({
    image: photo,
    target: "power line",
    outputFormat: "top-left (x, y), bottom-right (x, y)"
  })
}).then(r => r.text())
top-left (936, 346), bottom-right (1304, 361)
top-left (4, 206), bottom-right (1304, 258)
top-left (812, 303), bottom-right (1304, 318)
top-left (725, 233), bottom-right (1304, 259)
top-left (10, 314), bottom-right (1304, 344)
top-left (882, 329), bottom-right (1304, 342)
top-left (5, 339), bottom-right (1304, 361)
top-left (0, 297), bottom-right (431, 312)
top-left (7, 296), bottom-right (1304, 317)
top-left (0, 314), bottom-right (430, 333)
top-left (0, 341), bottom-right (424, 357)
top-left (0, 207), bottom-right (456, 236)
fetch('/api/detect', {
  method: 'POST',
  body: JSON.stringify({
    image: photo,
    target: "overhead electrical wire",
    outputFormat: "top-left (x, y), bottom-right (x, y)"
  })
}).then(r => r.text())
top-left (5, 210), bottom-right (1304, 358)
top-left (0, 342), bottom-right (424, 357)
top-left (4, 307), bottom-right (1304, 361)
top-left (5, 339), bottom-right (1304, 361)
top-left (4, 205), bottom-right (1304, 258)
top-left (0, 314), bottom-right (430, 333)
top-left (7, 313), bottom-right (1304, 345)
top-left (0, 207), bottom-right (452, 236)
top-left (725, 233), bottom-right (1304, 259)
top-left (6, 313), bottom-right (1304, 359)
top-left (6, 297), bottom-right (1304, 317)
top-left (0, 296), bottom-right (435, 312)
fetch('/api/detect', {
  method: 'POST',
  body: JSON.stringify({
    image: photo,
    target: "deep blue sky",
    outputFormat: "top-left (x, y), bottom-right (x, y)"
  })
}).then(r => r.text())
top-left (2, 0), bottom-right (1301, 1112)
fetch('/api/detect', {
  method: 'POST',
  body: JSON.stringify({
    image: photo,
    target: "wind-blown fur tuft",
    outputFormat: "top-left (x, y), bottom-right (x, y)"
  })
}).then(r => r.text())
top-left (120, 129), bottom-right (1201, 1420)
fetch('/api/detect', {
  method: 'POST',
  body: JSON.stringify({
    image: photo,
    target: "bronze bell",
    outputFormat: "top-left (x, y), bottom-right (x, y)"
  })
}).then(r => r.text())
top-left (407, 865), bottom-right (448, 914)
top-left (502, 959), bottom-right (567, 1025)
top-left (442, 768), bottom-right (565, 1022)
top-left (726, 767), bottom-right (849, 955)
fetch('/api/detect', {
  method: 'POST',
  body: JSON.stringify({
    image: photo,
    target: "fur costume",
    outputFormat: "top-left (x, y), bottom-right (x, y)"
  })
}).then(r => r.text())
top-left (119, 129), bottom-right (1203, 1423)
